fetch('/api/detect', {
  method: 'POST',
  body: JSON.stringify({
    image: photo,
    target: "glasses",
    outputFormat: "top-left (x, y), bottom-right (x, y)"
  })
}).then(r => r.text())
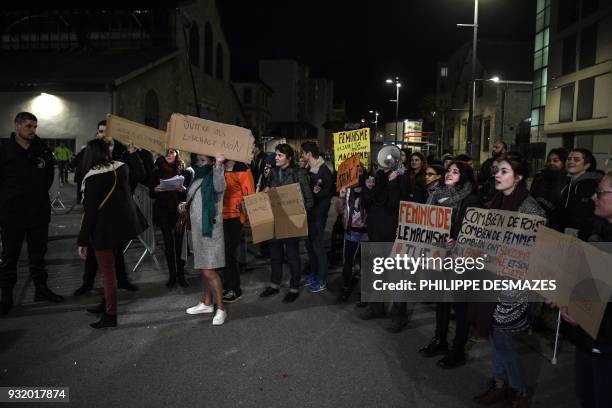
top-left (595, 190), bottom-right (612, 199)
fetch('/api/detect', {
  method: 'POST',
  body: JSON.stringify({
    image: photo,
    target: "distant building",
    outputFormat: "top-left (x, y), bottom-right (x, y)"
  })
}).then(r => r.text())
top-left (0, 0), bottom-right (245, 154)
top-left (542, 0), bottom-right (612, 171)
top-left (436, 40), bottom-right (533, 164)
top-left (233, 80), bottom-right (274, 139)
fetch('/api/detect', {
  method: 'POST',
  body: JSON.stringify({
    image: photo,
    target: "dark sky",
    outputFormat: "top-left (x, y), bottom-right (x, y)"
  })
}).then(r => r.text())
top-left (217, 0), bottom-right (536, 122)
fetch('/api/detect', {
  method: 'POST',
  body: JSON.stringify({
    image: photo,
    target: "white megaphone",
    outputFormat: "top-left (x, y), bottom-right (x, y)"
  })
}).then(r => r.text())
top-left (376, 144), bottom-right (402, 170)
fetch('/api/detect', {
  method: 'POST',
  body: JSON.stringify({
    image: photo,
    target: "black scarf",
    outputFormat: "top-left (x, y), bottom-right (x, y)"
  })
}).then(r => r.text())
top-left (488, 182), bottom-right (530, 211)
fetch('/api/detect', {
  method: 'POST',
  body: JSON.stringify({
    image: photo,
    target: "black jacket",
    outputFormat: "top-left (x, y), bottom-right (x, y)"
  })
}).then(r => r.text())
top-left (529, 168), bottom-right (567, 231)
top-left (267, 164), bottom-right (314, 211)
top-left (78, 162), bottom-right (147, 249)
top-left (559, 172), bottom-right (602, 233)
top-left (0, 133), bottom-right (55, 228)
top-left (251, 151), bottom-right (267, 188)
top-left (307, 159), bottom-right (334, 221)
top-left (150, 157), bottom-right (193, 226)
top-left (576, 217), bottom-right (612, 355)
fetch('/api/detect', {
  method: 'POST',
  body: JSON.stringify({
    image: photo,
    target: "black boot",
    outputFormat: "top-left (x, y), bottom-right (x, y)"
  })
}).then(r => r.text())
top-left (418, 337), bottom-right (449, 357)
top-left (1, 288), bottom-right (14, 316)
top-left (177, 261), bottom-right (189, 288)
top-left (73, 283), bottom-right (93, 296)
top-left (177, 275), bottom-right (189, 288)
top-left (90, 313), bottom-right (117, 329)
top-left (166, 276), bottom-right (177, 289)
top-left (34, 285), bottom-right (64, 303)
top-left (117, 281), bottom-right (139, 291)
top-left (86, 298), bottom-right (105, 314)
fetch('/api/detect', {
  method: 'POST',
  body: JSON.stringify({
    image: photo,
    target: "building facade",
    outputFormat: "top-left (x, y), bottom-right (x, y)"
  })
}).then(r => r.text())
top-left (233, 80), bottom-right (274, 139)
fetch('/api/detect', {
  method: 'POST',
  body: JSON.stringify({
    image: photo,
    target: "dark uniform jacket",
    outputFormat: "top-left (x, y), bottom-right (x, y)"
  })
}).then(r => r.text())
top-left (0, 133), bottom-right (55, 228)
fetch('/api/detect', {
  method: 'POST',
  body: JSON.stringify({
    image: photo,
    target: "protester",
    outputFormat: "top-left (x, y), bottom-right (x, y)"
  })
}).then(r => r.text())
top-left (222, 159), bottom-right (255, 303)
top-left (77, 139), bottom-right (147, 328)
top-left (0, 112), bottom-right (64, 315)
top-left (184, 154), bottom-right (228, 325)
top-left (474, 153), bottom-right (545, 408)
top-left (559, 148), bottom-right (601, 235)
top-left (301, 141), bottom-right (334, 293)
top-left (442, 153), bottom-right (453, 169)
top-left (260, 144), bottom-right (313, 303)
top-left (418, 161), bottom-right (480, 368)
top-left (478, 142), bottom-right (507, 205)
top-left (398, 148), bottom-right (410, 175)
top-left (151, 149), bottom-right (192, 289)
top-left (251, 142), bottom-right (267, 188)
top-left (424, 164), bottom-right (445, 197)
top-left (454, 154), bottom-right (474, 168)
top-left (561, 171), bottom-right (612, 408)
top-left (53, 142), bottom-right (72, 184)
top-left (408, 151), bottom-right (427, 188)
top-left (335, 167), bottom-right (368, 303)
top-left (530, 148), bottom-right (568, 231)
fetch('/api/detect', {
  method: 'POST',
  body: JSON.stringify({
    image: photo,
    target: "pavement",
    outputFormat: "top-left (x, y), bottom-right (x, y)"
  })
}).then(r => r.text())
top-left (0, 181), bottom-right (580, 407)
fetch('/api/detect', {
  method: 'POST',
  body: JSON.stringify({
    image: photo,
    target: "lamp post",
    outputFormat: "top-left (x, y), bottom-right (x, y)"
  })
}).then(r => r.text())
top-left (386, 77), bottom-right (401, 145)
top-left (369, 110), bottom-right (380, 141)
top-left (457, 0), bottom-right (478, 156)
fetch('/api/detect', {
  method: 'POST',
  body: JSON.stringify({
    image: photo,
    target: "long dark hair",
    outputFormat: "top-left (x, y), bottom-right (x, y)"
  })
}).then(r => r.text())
top-left (83, 139), bottom-right (112, 171)
top-left (496, 152), bottom-right (530, 187)
top-left (164, 148), bottom-right (185, 174)
top-left (447, 160), bottom-right (477, 193)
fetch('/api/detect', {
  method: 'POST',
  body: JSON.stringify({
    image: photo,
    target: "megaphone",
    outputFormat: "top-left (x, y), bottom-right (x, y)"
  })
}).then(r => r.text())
top-left (377, 144), bottom-right (401, 170)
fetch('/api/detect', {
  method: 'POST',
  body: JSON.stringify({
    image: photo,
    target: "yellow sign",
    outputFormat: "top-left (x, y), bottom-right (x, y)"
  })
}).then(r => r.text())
top-left (332, 128), bottom-right (370, 170)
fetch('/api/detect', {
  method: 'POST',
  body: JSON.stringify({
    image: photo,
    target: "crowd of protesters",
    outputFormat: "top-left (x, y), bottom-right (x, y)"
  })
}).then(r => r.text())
top-left (1, 112), bottom-right (611, 407)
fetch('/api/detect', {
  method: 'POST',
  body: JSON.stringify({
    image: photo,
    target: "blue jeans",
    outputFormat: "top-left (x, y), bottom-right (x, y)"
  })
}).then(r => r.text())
top-left (306, 218), bottom-right (328, 281)
top-left (490, 329), bottom-right (526, 393)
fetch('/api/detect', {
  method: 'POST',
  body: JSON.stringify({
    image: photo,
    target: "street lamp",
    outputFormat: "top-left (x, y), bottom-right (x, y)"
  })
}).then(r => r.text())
top-left (457, 0), bottom-right (479, 157)
top-left (385, 77), bottom-right (401, 145)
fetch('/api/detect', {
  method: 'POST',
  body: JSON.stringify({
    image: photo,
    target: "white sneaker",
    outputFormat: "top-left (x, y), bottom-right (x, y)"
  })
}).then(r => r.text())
top-left (212, 309), bottom-right (227, 325)
top-left (186, 302), bottom-right (214, 315)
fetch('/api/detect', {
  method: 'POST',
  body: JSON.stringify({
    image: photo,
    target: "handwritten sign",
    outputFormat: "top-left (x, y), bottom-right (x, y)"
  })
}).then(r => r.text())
top-left (455, 208), bottom-right (546, 280)
top-left (336, 154), bottom-right (361, 192)
top-left (167, 114), bottom-right (254, 163)
top-left (333, 128), bottom-right (370, 170)
top-left (268, 183), bottom-right (308, 239)
top-left (244, 192), bottom-right (275, 244)
top-left (106, 114), bottom-right (167, 155)
top-left (392, 202), bottom-right (453, 262)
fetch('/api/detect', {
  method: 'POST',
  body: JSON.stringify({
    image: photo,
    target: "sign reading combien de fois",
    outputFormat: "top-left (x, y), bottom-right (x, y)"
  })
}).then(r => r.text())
top-left (167, 113), bottom-right (254, 163)
top-left (333, 128), bottom-right (370, 171)
top-left (106, 114), bottom-right (168, 155)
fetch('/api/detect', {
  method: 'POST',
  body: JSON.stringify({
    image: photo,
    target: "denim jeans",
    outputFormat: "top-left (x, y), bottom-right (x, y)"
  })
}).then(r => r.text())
top-left (490, 328), bottom-right (526, 393)
top-left (306, 218), bottom-right (328, 281)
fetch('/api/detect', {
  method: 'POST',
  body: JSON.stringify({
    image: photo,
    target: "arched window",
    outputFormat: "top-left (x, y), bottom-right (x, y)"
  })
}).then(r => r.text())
top-left (189, 22), bottom-right (200, 67)
top-left (216, 43), bottom-right (224, 79)
top-left (144, 89), bottom-right (159, 129)
top-left (204, 22), bottom-right (213, 75)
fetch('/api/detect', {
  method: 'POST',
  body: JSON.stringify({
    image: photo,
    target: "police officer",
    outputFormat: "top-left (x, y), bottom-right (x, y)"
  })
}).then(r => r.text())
top-left (0, 112), bottom-right (64, 315)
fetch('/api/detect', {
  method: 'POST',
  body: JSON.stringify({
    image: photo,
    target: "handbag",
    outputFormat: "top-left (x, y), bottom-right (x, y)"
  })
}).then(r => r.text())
top-left (175, 183), bottom-right (202, 232)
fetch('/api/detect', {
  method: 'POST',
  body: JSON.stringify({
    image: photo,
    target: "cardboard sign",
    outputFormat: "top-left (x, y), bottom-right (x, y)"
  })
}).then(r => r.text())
top-left (528, 226), bottom-right (612, 338)
top-left (392, 202), bottom-right (453, 262)
top-left (336, 154), bottom-right (361, 192)
top-left (455, 208), bottom-right (546, 280)
top-left (333, 128), bottom-right (370, 170)
top-left (269, 183), bottom-right (308, 239)
top-left (167, 113), bottom-right (254, 163)
top-left (244, 192), bottom-right (275, 244)
top-left (106, 114), bottom-right (167, 155)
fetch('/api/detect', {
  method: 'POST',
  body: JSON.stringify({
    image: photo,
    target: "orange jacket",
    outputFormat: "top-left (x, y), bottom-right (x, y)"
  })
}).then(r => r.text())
top-left (223, 163), bottom-right (255, 223)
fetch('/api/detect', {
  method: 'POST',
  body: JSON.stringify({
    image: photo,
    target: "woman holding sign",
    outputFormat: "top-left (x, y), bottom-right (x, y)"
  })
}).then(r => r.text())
top-left (418, 161), bottom-right (479, 368)
top-left (183, 153), bottom-right (228, 325)
top-left (259, 144), bottom-right (313, 303)
top-left (474, 153), bottom-right (545, 408)
top-left (151, 149), bottom-right (192, 289)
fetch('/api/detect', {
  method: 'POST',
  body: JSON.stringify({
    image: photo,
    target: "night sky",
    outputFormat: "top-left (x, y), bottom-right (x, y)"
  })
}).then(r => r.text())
top-left (218, 0), bottom-right (536, 122)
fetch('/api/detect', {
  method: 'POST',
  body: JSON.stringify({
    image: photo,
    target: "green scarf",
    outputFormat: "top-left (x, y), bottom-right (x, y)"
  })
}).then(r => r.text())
top-left (193, 164), bottom-right (216, 237)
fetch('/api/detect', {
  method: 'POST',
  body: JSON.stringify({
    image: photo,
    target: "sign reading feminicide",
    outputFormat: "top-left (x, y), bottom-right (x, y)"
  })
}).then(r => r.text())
top-left (392, 202), bottom-right (453, 260)
top-left (336, 154), bottom-right (361, 192)
top-left (333, 128), bottom-right (370, 171)
top-left (455, 208), bottom-right (546, 279)
top-left (167, 113), bottom-right (254, 163)
top-left (106, 114), bottom-right (167, 155)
